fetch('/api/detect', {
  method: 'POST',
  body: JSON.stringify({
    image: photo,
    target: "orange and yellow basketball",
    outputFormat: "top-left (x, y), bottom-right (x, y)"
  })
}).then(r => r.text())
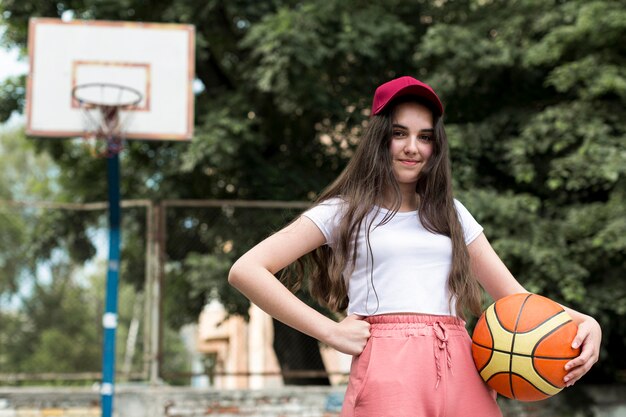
top-left (471, 293), bottom-right (580, 402)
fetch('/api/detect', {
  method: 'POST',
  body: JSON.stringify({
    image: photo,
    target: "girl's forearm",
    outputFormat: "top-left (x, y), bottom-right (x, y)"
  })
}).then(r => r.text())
top-left (228, 262), bottom-right (337, 344)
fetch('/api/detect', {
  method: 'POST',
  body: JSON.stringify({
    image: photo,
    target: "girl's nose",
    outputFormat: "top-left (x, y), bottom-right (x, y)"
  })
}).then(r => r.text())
top-left (404, 136), bottom-right (418, 154)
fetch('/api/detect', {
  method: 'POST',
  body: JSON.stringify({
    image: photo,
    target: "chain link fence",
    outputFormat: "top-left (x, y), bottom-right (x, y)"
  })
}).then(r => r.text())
top-left (0, 199), bottom-right (151, 385)
top-left (0, 199), bottom-right (348, 388)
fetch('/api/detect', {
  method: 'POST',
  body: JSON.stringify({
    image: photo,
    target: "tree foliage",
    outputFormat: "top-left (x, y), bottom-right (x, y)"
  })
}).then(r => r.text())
top-left (0, 259), bottom-right (189, 382)
top-left (1, 0), bottom-right (624, 383)
top-left (0, 128), bottom-right (59, 296)
top-left (0, 129), bottom-right (191, 382)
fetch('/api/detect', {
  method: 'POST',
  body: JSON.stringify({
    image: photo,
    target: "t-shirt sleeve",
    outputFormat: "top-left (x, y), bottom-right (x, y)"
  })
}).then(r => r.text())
top-left (454, 199), bottom-right (484, 245)
top-left (301, 197), bottom-right (345, 246)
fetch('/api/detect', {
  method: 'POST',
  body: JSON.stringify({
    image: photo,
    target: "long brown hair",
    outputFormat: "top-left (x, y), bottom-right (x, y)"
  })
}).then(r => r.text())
top-left (287, 98), bottom-right (482, 319)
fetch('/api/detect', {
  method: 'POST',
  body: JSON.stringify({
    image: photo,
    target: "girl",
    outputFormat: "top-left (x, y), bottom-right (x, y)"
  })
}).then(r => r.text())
top-left (228, 76), bottom-right (601, 416)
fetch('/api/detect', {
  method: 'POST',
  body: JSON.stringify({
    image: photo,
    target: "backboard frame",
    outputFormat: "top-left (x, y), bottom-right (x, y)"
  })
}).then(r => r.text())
top-left (26, 18), bottom-right (195, 141)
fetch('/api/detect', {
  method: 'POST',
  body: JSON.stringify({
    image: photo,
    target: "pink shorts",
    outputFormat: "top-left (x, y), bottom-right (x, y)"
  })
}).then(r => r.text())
top-left (340, 314), bottom-right (502, 417)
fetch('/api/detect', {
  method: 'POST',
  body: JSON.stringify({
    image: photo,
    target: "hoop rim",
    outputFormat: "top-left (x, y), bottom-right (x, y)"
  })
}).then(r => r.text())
top-left (72, 82), bottom-right (143, 108)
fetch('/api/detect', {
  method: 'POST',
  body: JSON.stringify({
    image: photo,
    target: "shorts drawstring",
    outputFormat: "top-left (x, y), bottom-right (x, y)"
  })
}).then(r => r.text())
top-left (434, 321), bottom-right (452, 389)
top-left (364, 315), bottom-right (463, 390)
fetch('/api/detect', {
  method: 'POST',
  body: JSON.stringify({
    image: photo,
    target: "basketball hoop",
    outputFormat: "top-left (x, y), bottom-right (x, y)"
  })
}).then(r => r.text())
top-left (72, 83), bottom-right (143, 157)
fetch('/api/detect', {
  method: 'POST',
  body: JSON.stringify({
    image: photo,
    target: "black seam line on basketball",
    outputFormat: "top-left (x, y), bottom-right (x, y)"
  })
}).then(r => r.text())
top-left (490, 303), bottom-right (509, 376)
top-left (510, 293), bottom-right (533, 399)
top-left (531, 318), bottom-right (577, 390)
top-left (472, 315), bottom-right (575, 355)
top-left (531, 318), bottom-right (573, 357)
top-left (513, 310), bottom-right (569, 334)
top-left (471, 341), bottom-right (578, 359)
top-left (486, 372), bottom-right (553, 397)
top-left (478, 307), bottom-right (495, 373)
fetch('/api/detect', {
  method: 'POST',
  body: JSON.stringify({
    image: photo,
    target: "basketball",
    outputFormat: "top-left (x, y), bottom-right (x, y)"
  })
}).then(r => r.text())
top-left (471, 293), bottom-right (580, 402)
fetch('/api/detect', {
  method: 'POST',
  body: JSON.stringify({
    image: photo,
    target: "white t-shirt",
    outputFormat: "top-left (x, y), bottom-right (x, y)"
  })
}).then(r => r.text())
top-left (302, 197), bottom-right (483, 317)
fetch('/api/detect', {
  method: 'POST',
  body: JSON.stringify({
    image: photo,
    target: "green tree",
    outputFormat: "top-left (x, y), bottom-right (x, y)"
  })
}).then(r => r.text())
top-left (0, 127), bottom-right (59, 296)
top-left (0, 127), bottom-right (191, 383)
top-left (416, 0), bottom-right (626, 382)
top-left (17, 265), bottom-right (102, 375)
top-left (1, 0), bottom-right (623, 384)
top-left (0, 257), bottom-right (189, 384)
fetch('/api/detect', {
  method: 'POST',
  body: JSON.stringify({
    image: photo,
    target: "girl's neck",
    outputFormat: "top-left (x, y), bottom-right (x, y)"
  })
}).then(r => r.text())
top-left (383, 189), bottom-right (419, 212)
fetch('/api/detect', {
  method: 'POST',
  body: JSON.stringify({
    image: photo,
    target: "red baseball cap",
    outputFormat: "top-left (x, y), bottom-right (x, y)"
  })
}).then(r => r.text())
top-left (371, 76), bottom-right (444, 117)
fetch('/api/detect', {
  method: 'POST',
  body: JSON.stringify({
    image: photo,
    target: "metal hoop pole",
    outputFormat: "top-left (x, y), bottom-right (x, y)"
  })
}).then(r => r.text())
top-left (101, 147), bottom-right (121, 417)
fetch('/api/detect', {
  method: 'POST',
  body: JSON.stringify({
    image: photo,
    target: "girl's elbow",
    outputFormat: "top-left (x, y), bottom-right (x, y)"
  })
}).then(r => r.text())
top-left (228, 260), bottom-right (244, 287)
top-left (228, 257), bottom-right (272, 289)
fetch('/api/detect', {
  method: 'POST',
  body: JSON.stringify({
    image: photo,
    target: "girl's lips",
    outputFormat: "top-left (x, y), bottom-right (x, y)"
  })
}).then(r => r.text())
top-left (399, 160), bottom-right (418, 166)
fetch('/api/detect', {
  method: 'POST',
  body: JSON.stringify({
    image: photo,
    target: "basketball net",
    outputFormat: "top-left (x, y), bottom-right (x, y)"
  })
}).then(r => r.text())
top-left (72, 83), bottom-right (143, 158)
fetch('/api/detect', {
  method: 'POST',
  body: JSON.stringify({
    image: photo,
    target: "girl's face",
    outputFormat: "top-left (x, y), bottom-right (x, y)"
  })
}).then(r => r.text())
top-left (389, 102), bottom-right (434, 191)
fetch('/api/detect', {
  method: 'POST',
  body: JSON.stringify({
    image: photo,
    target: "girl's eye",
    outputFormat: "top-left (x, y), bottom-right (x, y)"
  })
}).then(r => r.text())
top-left (419, 135), bottom-right (432, 141)
top-left (393, 130), bottom-right (406, 138)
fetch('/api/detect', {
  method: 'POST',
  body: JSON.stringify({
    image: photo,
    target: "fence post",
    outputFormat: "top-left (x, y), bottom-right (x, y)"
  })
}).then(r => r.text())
top-left (142, 201), bottom-right (154, 381)
top-left (148, 202), bottom-right (165, 385)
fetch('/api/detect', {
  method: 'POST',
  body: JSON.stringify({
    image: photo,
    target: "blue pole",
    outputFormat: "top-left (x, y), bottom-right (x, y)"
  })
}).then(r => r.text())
top-left (101, 152), bottom-right (121, 417)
